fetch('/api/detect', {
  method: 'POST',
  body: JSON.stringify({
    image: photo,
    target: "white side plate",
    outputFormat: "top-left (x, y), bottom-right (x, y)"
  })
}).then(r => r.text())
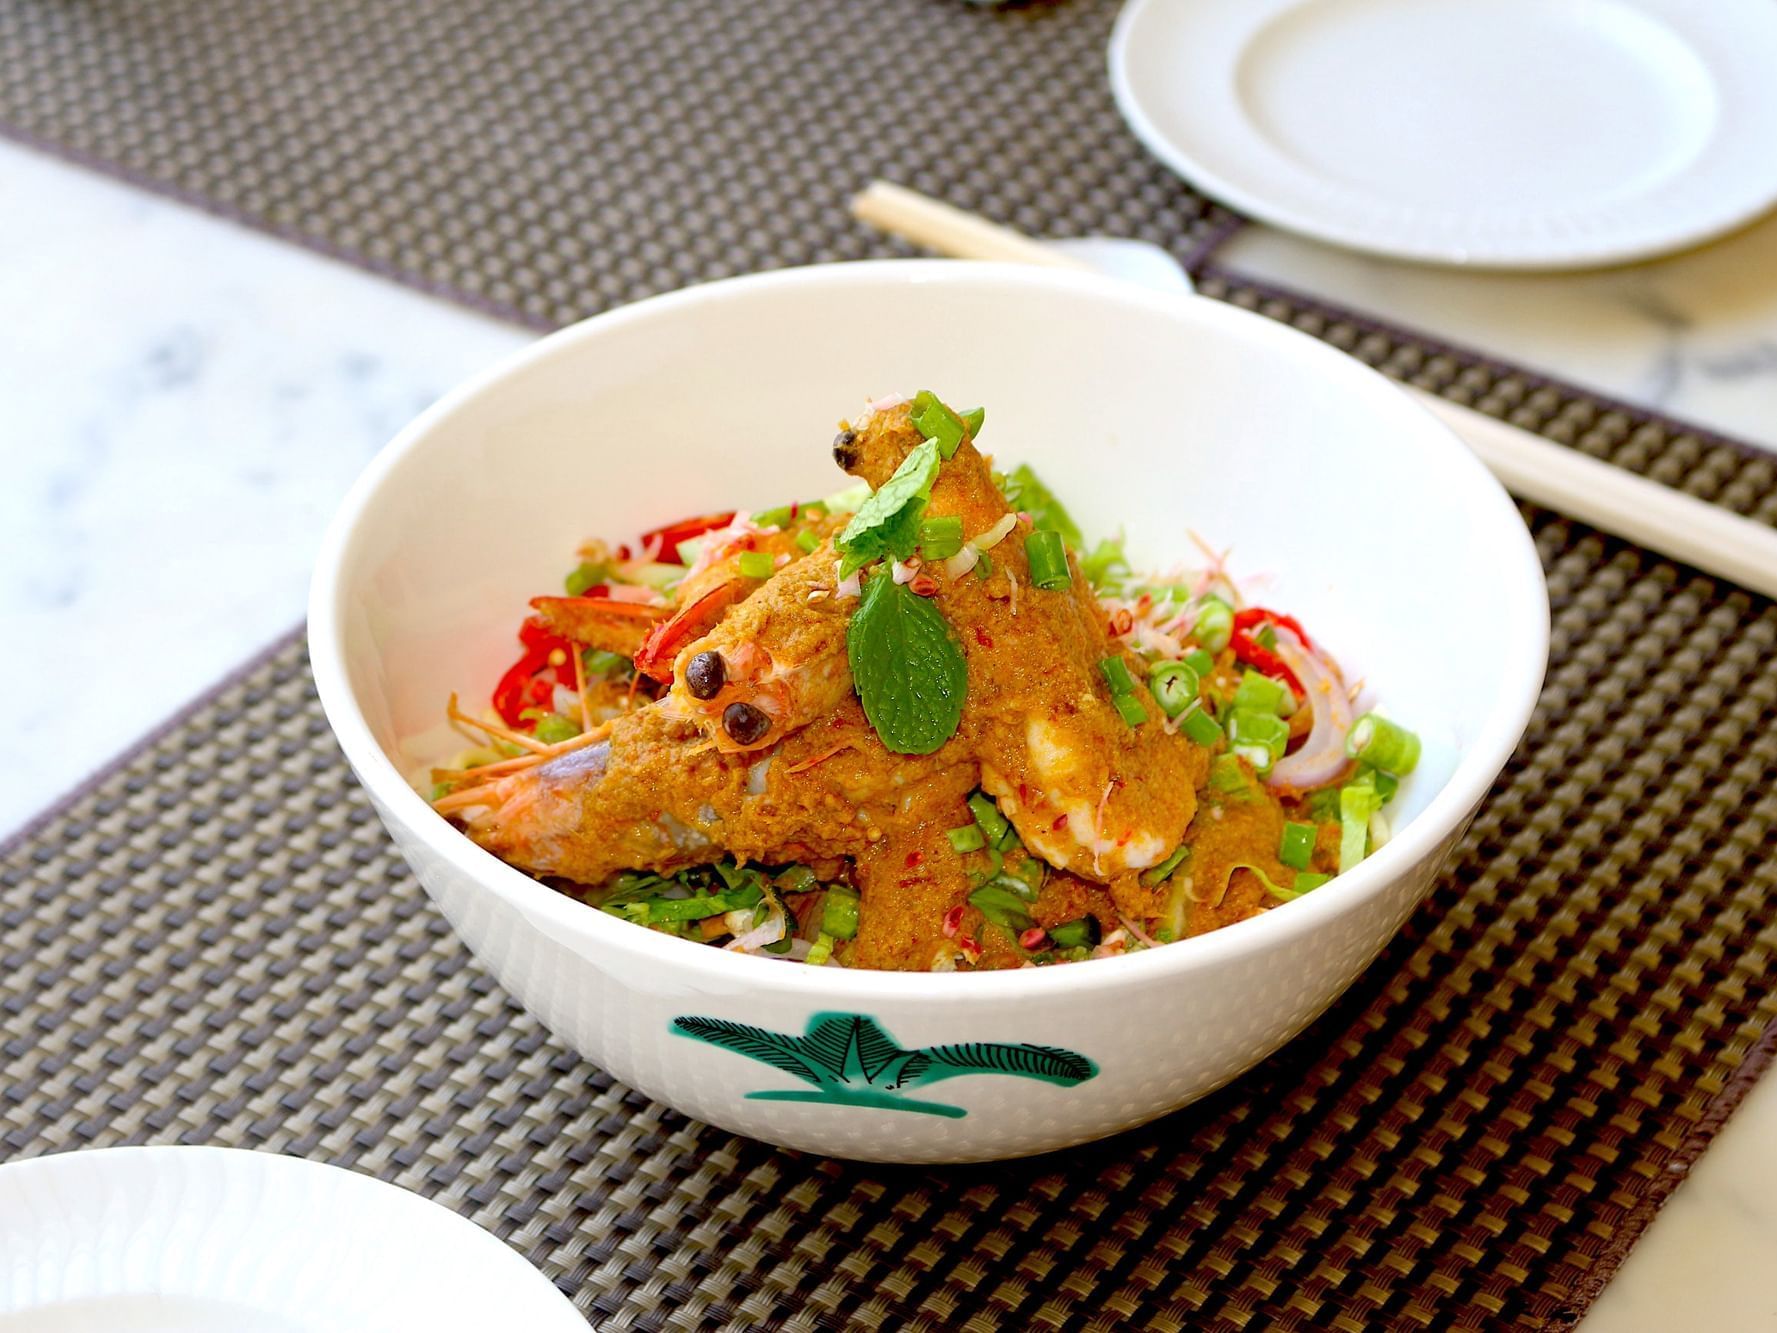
top-left (0, 1147), bottom-right (586, 1331)
top-left (1109, 0), bottom-right (1777, 268)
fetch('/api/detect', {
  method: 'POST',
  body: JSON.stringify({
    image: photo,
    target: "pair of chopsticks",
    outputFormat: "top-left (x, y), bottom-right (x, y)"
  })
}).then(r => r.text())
top-left (852, 182), bottom-right (1777, 601)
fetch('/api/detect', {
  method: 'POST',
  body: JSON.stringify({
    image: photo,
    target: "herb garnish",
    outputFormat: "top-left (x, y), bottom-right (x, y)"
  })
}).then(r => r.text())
top-left (846, 569), bottom-right (968, 754)
top-left (835, 438), bottom-right (941, 576)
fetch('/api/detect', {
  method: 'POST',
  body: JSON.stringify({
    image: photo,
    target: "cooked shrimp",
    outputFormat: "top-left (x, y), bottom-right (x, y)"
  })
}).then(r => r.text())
top-left (460, 696), bottom-right (975, 888)
top-left (836, 403), bottom-right (1206, 880)
top-left (661, 536), bottom-right (855, 753)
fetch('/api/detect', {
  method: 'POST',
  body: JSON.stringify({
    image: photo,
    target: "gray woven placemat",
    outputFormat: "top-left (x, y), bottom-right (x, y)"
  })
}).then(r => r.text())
top-left (4, 525), bottom-right (1773, 1329)
top-left (4, 0), bottom-right (1777, 1326)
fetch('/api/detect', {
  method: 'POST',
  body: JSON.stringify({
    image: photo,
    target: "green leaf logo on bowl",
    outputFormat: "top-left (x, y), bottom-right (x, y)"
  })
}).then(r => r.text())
top-left (671, 1011), bottom-right (1098, 1119)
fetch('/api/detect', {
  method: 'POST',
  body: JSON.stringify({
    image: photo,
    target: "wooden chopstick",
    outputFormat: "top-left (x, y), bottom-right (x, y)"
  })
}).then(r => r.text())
top-left (850, 181), bottom-right (1777, 601)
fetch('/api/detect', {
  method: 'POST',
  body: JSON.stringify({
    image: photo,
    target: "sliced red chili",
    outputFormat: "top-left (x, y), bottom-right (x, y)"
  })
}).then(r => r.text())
top-left (1229, 606), bottom-right (1313, 694)
top-left (494, 619), bottom-right (580, 725)
top-left (492, 648), bottom-right (548, 726)
top-left (639, 511), bottom-right (736, 563)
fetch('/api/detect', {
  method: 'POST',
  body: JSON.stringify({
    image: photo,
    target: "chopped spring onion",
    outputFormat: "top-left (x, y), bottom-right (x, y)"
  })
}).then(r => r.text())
top-left (910, 390), bottom-right (967, 458)
top-left (1099, 655), bottom-right (1139, 697)
top-left (1148, 660), bottom-right (1200, 718)
top-left (626, 562), bottom-right (688, 593)
top-left (968, 792), bottom-right (1013, 849)
top-left (1366, 768), bottom-right (1400, 805)
top-left (1226, 862), bottom-right (1294, 901)
top-left (821, 886), bottom-right (861, 940)
top-left (751, 503), bottom-right (796, 529)
top-left (1209, 753), bottom-right (1251, 794)
top-left (1228, 709), bottom-right (1289, 773)
top-left (1256, 623), bottom-right (1277, 651)
top-left (648, 886), bottom-right (761, 922)
top-left (1112, 693), bottom-right (1148, 728)
top-left (823, 480), bottom-right (872, 514)
top-left (1278, 821), bottom-right (1316, 871)
top-left (805, 931), bottom-right (838, 967)
top-left (947, 823), bottom-right (986, 854)
top-left (776, 864), bottom-right (819, 894)
top-left (1049, 916), bottom-right (1101, 950)
top-left (737, 550), bottom-right (776, 580)
top-left (968, 884), bottom-right (1035, 934)
top-left (1025, 529), bottom-right (1070, 589)
top-left (1002, 465), bottom-right (1083, 550)
top-left (1339, 780), bottom-right (1381, 873)
top-left (962, 406), bottom-right (985, 437)
top-left (564, 562), bottom-right (608, 597)
top-left (582, 648), bottom-right (630, 677)
top-left (1099, 655), bottom-right (1147, 727)
top-left (983, 866), bottom-right (1042, 903)
top-left (531, 713), bottom-right (581, 745)
top-left (919, 515), bottom-right (965, 561)
top-left (1080, 537), bottom-right (1130, 594)
top-left (795, 529), bottom-right (821, 554)
top-left (1232, 669), bottom-right (1289, 715)
top-left (1346, 713), bottom-right (1421, 777)
top-left (1195, 597), bottom-right (1234, 654)
top-left (1181, 647), bottom-right (1215, 677)
top-left (1140, 842), bottom-right (1191, 888)
top-left (1178, 703), bottom-right (1224, 746)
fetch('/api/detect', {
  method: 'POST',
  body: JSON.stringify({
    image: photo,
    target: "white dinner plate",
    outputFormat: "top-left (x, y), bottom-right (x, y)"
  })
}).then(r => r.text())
top-left (0, 1147), bottom-right (587, 1331)
top-left (1108, 0), bottom-right (1777, 268)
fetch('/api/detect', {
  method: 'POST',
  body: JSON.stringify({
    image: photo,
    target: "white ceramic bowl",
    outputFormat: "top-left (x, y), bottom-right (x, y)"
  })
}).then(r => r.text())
top-left (308, 262), bottom-right (1546, 1164)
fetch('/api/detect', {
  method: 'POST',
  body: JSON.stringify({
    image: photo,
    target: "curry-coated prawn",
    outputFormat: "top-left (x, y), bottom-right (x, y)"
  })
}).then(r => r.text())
top-left (836, 402), bottom-right (1206, 880)
top-left (457, 696), bottom-right (974, 889)
top-left (659, 536), bottom-right (856, 754)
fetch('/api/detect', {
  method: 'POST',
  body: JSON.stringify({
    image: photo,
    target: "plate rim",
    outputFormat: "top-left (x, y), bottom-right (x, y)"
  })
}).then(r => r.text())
top-left (0, 1145), bottom-right (587, 1329)
top-left (1107, 0), bottom-right (1777, 269)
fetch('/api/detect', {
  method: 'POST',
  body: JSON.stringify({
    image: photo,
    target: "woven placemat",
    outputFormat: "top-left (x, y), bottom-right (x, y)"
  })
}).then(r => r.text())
top-left (5, 0), bottom-right (1777, 1327)
top-left (4, 533), bottom-right (1774, 1330)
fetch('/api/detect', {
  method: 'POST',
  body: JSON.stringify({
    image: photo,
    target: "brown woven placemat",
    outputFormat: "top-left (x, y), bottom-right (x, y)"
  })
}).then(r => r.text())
top-left (4, 0), bottom-right (1777, 1327)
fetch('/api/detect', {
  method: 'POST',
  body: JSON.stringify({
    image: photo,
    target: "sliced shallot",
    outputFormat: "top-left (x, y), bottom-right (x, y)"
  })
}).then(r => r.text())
top-left (1266, 626), bottom-right (1353, 790)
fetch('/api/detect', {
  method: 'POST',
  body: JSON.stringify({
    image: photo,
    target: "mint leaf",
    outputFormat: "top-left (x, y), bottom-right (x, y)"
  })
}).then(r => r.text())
top-left (836, 439), bottom-right (940, 569)
top-left (846, 572), bottom-right (967, 755)
top-left (1002, 464), bottom-right (1082, 551)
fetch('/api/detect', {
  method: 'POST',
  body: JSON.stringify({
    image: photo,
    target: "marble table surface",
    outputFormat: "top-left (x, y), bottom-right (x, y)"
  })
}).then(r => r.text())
top-left (1, 137), bottom-right (1772, 1329)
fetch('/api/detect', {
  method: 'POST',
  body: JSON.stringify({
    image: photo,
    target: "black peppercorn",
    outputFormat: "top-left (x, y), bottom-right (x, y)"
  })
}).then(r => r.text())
top-left (686, 650), bottom-right (726, 699)
top-left (833, 428), bottom-right (859, 469)
top-left (722, 701), bottom-right (772, 745)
